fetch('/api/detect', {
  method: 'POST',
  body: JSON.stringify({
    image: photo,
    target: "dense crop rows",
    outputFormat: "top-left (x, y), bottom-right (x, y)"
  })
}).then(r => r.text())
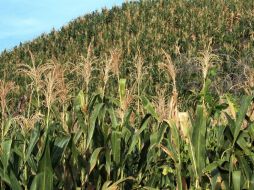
top-left (1, 0), bottom-right (254, 95)
top-left (1, 0), bottom-right (254, 189)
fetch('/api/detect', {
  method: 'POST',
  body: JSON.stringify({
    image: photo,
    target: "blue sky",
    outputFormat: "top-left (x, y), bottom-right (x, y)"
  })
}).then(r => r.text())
top-left (0, 0), bottom-right (125, 53)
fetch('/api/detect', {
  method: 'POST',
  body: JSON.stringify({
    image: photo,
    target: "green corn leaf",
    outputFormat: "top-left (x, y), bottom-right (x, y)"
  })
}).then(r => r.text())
top-left (70, 137), bottom-right (79, 166)
top-left (102, 177), bottom-right (135, 190)
top-left (236, 133), bottom-right (253, 157)
top-left (149, 123), bottom-right (167, 151)
top-left (224, 112), bottom-right (236, 137)
top-left (74, 90), bottom-right (86, 112)
top-left (9, 168), bottom-right (22, 190)
top-left (38, 138), bottom-right (52, 171)
top-left (101, 181), bottom-right (113, 190)
top-left (122, 126), bottom-right (132, 144)
top-left (167, 120), bottom-right (180, 154)
top-left (65, 110), bottom-right (73, 128)
top-left (111, 130), bottom-right (121, 165)
top-left (250, 174), bottom-right (254, 190)
top-left (30, 173), bottom-right (43, 190)
top-left (88, 147), bottom-right (103, 174)
top-left (108, 107), bottom-right (118, 129)
top-left (30, 169), bottom-right (53, 190)
top-left (225, 94), bottom-right (237, 118)
top-left (122, 108), bottom-right (134, 126)
top-left (127, 132), bottom-right (139, 156)
top-left (0, 168), bottom-right (11, 186)
top-left (247, 123), bottom-right (254, 141)
top-left (160, 144), bottom-right (177, 163)
top-left (73, 129), bottom-right (83, 144)
top-left (141, 96), bottom-right (159, 120)
top-left (158, 123), bottom-right (168, 143)
top-left (217, 125), bottom-right (227, 149)
top-left (87, 103), bottom-right (104, 150)
top-left (229, 154), bottom-right (235, 188)
top-left (236, 152), bottom-right (251, 187)
top-left (233, 95), bottom-right (252, 144)
top-left (0, 168), bottom-right (22, 190)
top-left (74, 91), bottom-right (86, 131)
top-left (142, 187), bottom-right (159, 190)
top-left (27, 157), bottom-right (37, 174)
top-left (232, 171), bottom-right (241, 190)
top-left (36, 138), bottom-right (53, 190)
top-left (166, 120), bottom-right (183, 189)
top-left (107, 96), bottom-right (120, 107)
top-left (149, 132), bottom-right (158, 151)
top-left (127, 114), bottom-right (150, 155)
top-left (1, 139), bottom-right (12, 171)
top-left (51, 135), bottom-right (71, 167)
top-left (110, 176), bottom-right (135, 186)
top-left (26, 126), bottom-right (40, 161)
top-left (119, 78), bottom-right (126, 108)
top-left (203, 159), bottom-right (226, 174)
top-left (105, 148), bottom-right (111, 177)
top-left (191, 105), bottom-right (207, 176)
top-left (3, 118), bottom-right (12, 137)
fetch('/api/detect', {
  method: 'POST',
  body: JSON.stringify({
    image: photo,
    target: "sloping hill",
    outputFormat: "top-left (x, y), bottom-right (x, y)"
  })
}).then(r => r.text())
top-left (1, 0), bottom-right (254, 96)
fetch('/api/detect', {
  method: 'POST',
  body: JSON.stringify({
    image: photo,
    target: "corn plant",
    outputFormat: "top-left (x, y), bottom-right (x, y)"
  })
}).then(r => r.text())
top-left (1, 0), bottom-right (254, 189)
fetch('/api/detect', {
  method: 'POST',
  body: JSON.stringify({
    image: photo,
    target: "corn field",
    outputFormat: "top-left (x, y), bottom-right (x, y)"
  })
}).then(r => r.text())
top-left (1, 0), bottom-right (254, 189)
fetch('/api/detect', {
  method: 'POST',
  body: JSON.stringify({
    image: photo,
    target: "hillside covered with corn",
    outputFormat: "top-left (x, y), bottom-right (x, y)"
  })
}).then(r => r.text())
top-left (0, 0), bottom-right (254, 189)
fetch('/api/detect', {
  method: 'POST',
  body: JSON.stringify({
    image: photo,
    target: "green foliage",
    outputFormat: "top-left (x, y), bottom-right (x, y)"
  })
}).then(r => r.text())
top-left (0, 0), bottom-right (254, 189)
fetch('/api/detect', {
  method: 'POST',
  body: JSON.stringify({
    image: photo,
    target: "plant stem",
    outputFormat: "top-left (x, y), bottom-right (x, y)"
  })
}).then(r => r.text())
top-left (137, 81), bottom-right (140, 114)
top-left (62, 104), bottom-right (67, 132)
top-left (36, 87), bottom-right (40, 113)
top-left (46, 106), bottom-right (50, 132)
top-left (27, 89), bottom-right (34, 118)
top-left (23, 141), bottom-right (28, 190)
top-left (188, 136), bottom-right (200, 188)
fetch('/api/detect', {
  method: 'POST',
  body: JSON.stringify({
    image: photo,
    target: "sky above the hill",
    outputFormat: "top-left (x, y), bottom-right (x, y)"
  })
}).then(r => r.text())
top-left (0, 0), bottom-right (125, 53)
